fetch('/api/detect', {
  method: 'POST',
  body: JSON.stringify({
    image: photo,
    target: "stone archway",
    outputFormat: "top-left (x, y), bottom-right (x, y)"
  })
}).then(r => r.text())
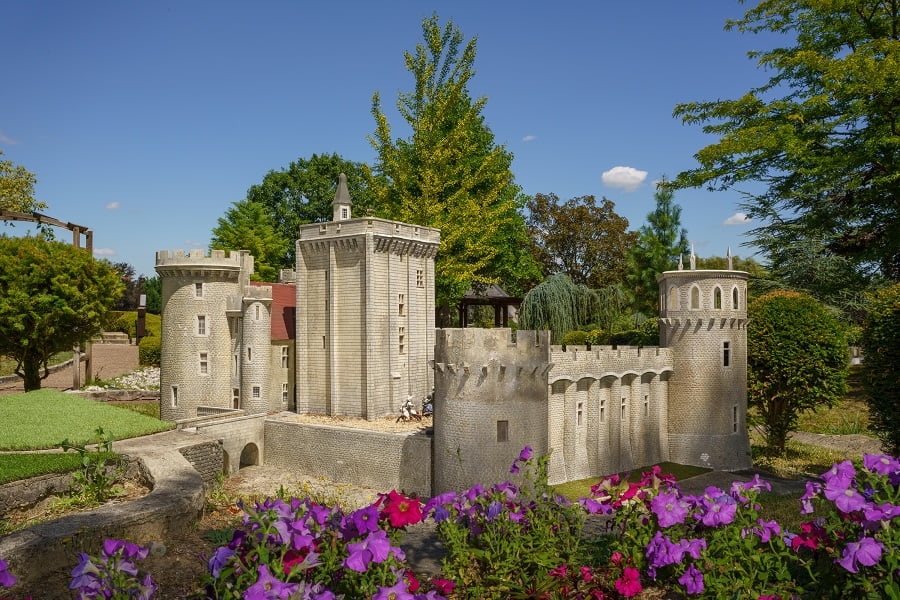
top-left (239, 443), bottom-right (259, 469)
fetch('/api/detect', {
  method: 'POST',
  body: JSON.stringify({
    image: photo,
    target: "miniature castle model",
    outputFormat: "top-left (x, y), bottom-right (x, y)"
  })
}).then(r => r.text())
top-left (157, 176), bottom-right (751, 494)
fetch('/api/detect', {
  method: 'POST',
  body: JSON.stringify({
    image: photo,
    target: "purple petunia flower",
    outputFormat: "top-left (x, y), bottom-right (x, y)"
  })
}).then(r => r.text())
top-left (836, 536), bottom-right (884, 574)
top-left (863, 501), bottom-right (900, 521)
top-left (676, 538), bottom-right (706, 561)
top-left (646, 531), bottom-right (680, 569)
top-left (678, 563), bottom-right (704, 595)
top-left (800, 481), bottom-right (822, 514)
top-left (343, 530), bottom-right (395, 572)
top-left (301, 582), bottom-right (336, 600)
top-left (372, 576), bottom-right (414, 600)
top-left (821, 460), bottom-right (855, 489)
top-left (698, 495), bottom-right (737, 527)
top-left (349, 505), bottom-right (381, 536)
top-left (863, 454), bottom-right (900, 476)
top-left (486, 500), bottom-right (502, 521)
top-left (208, 546), bottom-right (235, 578)
top-left (102, 539), bottom-right (148, 561)
top-left (518, 446), bottom-right (533, 461)
top-left (824, 484), bottom-right (867, 513)
top-left (650, 491), bottom-right (688, 528)
top-left (245, 564), bottom-right (300, 599)
top-left (753, 519), bottom-right (781, 543)
top-left (579, 497), bottom-right (612, 515)
top-left (0, 559), bottom-right (16, 587)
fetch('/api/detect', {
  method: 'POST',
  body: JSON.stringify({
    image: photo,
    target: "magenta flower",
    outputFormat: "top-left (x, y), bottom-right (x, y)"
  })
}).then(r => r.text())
top-left (650, 491), bottom-right (688, 527)
top-left (824, 484), bottom-right (867, 513)
top-left (863, 453), bottom-right (900, 476)
top-left (836, 536), bottom-right (884, 573)
top-left (614, 567), bottom-right (642, 597)
top-left (244, 564), bottom-right (299, 599)
top-left (678, 563), bottom-right (704, 595)
top-left (0, 559), bottom-right (16, 587)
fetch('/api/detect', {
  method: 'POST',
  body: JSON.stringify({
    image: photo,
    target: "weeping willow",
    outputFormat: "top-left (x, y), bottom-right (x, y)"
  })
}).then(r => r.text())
top-left (519, 276), bottom-right (636, 343)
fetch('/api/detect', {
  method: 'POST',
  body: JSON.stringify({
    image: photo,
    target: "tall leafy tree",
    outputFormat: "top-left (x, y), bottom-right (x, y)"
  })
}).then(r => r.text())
top-left (111, 262), bottom-right (145, 311)
top-left (0, 151), bottom-right (45, 214)
top-left (526, 193), bottom-right (636, 289)
top-left (369, 14), bottom-right (535, 314)
top-left (673, 0), bottom-right (900, 279)
top-left (210, 199), bottom-right (289, 282)
top-left (0, 236), bottom-right (123, 391)
top-left (245, 153), bottom-right (372, 267)
top-left (143, 275), bottom-right (162, 314)
top-left (626, 181), bottom-right (690, 315)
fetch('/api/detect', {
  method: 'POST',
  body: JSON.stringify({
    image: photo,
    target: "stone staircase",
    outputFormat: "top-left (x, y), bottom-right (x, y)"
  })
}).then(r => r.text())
top-left (95, 331), bottom-right (130, 344)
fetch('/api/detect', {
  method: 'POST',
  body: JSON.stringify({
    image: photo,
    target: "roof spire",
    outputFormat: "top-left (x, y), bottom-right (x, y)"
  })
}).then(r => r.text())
top-left (689, 244), bottom-right (696, 270)
top-left (332, 173), bottom-right (353, 221)
top-left (727, 247), bottom-right (733, 270)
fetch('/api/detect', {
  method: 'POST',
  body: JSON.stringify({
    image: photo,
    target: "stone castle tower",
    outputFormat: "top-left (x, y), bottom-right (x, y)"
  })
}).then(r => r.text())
top-left (294, 174), bottom-right (440, 419)
top-left (657, 251), bottom-right (751, 470)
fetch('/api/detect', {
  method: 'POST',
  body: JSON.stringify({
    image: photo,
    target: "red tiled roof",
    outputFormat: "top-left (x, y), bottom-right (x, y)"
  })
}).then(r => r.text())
top-left (250, 281), bottom-right (296, 340)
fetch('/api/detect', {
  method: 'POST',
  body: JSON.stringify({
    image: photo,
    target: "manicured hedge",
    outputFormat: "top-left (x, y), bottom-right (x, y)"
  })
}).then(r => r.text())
top-left (861, 283), bottom-right (900, 454)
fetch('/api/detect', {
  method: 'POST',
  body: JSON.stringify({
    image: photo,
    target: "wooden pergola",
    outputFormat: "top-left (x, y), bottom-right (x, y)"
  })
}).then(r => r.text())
top-left (1, 209), bottom-right (94, 387)
top-left (457, 284), bottom-right (522, 328)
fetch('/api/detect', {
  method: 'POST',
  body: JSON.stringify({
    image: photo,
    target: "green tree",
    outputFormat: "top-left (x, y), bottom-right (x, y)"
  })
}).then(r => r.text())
top-left (748, 290), bottom-right (848, 455)
top-left (210, 199), bottom-right (289, 282)
top-left (526, 193), bottom-right (636, 289)
top-left (143, 275), bottom-right (162, 314)
top-left (519, 274), bottom-right (598, 344)
top-left (696, 254), bottom-right (771, 302)
top-left (111, 262), bottom-right (144, 311)
top-left (369, 14), bottom-right (535, 314)
top-left (626, 181), bottom-right (690, 315)
top-left (245, 153), bottom-right (373, 267)
top-left (860, 283), bottom-right (900, 454)
top-left (0, 236), bottom-right (123, 391)
top-left (674, 0), bottom-right (900, 279)
top-left (0, 151), bottom-right (46, 215)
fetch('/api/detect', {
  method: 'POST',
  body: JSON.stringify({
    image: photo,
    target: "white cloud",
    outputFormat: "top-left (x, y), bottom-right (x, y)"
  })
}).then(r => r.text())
top-left (601, 166), bottom-right (648, 192)
top-left (0, 132), bottom-right (17, 145)
top-left (105, 201), bottom-right (121, 210)
top-left (723, 212), bottom-right (751, 225)
top-left (185, 239), bottom-right (205, 247)
top-left (93, 248), bottom-right (116, 256)
top-left (522, 135), bottom-right (536, 142)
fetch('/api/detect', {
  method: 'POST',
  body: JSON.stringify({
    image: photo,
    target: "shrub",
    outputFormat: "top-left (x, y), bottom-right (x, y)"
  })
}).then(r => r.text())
top-left (748, 291), bottom-right (848, 455)
top-left (138, 336), bottom-right (160, 367)
top-left (561, 330), bottom-right (589, 347)
top-left (585, 328), bottom-right (608, 345)
top-left (860, 283), bottom-right (900, 454)
top-left (107, 311), bottom-right (161, 340)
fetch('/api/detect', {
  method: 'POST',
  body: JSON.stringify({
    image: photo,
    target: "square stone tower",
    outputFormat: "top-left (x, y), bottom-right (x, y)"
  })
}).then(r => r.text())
top-left (294, 174), bottom-right (440, 419)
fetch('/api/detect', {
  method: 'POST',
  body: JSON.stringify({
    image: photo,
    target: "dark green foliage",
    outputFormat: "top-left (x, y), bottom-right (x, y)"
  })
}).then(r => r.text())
top-left (143, 275), bottom-right (162, 314)
top-left (108, 311), bottom-right (160, 340)
top-left (748, 291), bottom-right (849, 455)
top-left (609, 319), bottom-right (661, 347)
top-left (138, 336), bottom-right (160, 367)
top-left (626, 181), bottom-right (690, 315)
top-left (561, 330), bottom-right (589, 347)
top-left (210, 199), bottom-right (290, 282)
top-left (60, 427), bottom-right (124, 504)
top-left (0, 236), bottom-right (124, 390)
top-left (860, 283), bottom-right (900, 454)
top-left (519, 275), bottom-right (597, 344)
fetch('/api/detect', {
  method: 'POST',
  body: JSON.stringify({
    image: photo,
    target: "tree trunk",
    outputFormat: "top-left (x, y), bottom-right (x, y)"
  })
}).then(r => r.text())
top-left (21, 358), bottom-right (42, 392)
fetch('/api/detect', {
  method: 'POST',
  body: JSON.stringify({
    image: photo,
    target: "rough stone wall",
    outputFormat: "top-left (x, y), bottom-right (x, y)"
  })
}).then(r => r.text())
top-left (265, 420), bottom-right (432, 497)
top-left (433, 328), bottom-right (552, 494)
top-left (178, 440), bottom-right (224, 489)
top-left (156, 249), bottom-right (248, 420)
top-left (659, 269), bottom-right (751, 470)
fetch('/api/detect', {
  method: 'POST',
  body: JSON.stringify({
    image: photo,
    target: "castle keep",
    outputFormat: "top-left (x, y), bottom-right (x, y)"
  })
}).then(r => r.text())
top-left (157, 176), bottom-right (751, 494)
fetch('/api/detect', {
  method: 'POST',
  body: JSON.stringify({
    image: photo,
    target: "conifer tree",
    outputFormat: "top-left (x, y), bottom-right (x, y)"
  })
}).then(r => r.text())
top-left (210, 199), bottom-right (289, 282)
top-left (626, 181), bottom-right (690, 315)
top-left (369, 15), bottom-right (537, 315)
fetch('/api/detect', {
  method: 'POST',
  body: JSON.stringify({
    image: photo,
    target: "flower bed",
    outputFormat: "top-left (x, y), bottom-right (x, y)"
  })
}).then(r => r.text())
top-left (2, 449), bottom-right (897, 599)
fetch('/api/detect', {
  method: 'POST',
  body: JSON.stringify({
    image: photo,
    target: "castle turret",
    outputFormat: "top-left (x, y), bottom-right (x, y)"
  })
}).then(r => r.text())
top-left (155, 249), bottom-right (252, 421)
top-left (240, 285), bottom-right (272, 415)
top-left (332, 173), bottom-right (352, 222)
top-left (658, 256), bottom-right (751, 470)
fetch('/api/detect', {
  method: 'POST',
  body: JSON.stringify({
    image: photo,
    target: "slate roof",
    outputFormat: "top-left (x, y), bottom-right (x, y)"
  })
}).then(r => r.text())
top-left (250, 281), bottom-right (296, 340)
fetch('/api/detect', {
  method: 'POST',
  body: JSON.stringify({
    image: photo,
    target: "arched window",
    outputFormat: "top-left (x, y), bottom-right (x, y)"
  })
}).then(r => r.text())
top-left (714, 286), bottom-right (723, 309)
top-left (732, 286), bottom-right (740, 310)
top-left (668, 286), bottom-right (679, 310)
top-left (690, 286), bottom-right (701, 310)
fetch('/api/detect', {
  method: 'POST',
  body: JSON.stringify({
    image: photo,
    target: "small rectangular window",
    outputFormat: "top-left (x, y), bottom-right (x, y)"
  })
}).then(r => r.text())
top-left (576, 401), bottom-right (584, 427)
top-left (197, 315), bottom-right (206, 335)
top-left (233, 354), bottom-right (238, 376)
top-left (644, 394), bottom-right (650, 417)
top-left (247, 347), bottom-right (252, 362)
top-left (621, 397), bottom-right (627, 420)
top-left (281, 346), bottom-right (289, 368)
top-left (416, 269), bottom-right (424, 288)
top-left (232, 388), bottom-right (240, 409)
top-left (341, 207), bottom-right (348, 219)
top-left (282, 383), bottom-right (288, 404)
top-left (252, 385), bottom-right (261, 398)
top-left (171, 385), bottom-right (178, 408)
top-left (723, 341), bottom-right (731, 367)
top-left (194, 282), bottom-right (203, 298)
top-left (255, 305), bottom-right (260, 320)
top-left (497, 420), bottom-right (509, 442)
top-left (398, 294), bottom-right (405, 316)
top-left (199, 352), bottom-right (208, 374)
top-left (733, 405), bottom-right (739, 433)
top-left (399, 326), bottom-right (405, 354)
top-left (600, 398), bottom-right (606, 423)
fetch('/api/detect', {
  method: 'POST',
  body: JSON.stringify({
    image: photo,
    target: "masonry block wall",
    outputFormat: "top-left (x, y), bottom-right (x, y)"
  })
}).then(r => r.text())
top-left (265, 420), bottom-right (432, 497)
top-left (434, 328), bottom-right (552, 494)
top-left (192, 414), bottom-right (267, 475)
top-left (177, 440), bottom-right (224, 490)
top-left (659, 269), bottom-right (751, 470)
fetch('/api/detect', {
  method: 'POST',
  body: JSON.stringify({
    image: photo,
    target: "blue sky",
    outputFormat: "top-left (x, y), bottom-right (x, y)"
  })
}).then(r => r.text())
top-left (2, 1), bottom-right (782, 278)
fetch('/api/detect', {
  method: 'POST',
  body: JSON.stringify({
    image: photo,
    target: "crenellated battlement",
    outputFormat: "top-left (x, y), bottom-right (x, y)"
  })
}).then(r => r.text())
top-left (242, 285), bottom-right (272, 301)
top-left (298, 217), bottom-right (441, 246)
top-left (548, 344), bottom-right (674, 382)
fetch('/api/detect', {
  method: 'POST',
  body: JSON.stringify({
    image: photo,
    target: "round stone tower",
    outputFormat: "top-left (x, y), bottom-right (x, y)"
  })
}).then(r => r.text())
top-left (240, 287), bottom-right (272, 415)
top-left (657, 255), bottom-right (751, 470)
top-left (155, 249), bottom-right (251, 421)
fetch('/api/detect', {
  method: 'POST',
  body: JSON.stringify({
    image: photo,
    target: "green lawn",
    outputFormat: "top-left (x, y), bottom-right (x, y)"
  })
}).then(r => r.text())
top-left (0, 452), bottom-right (116, 485)
top-left (0, 351), bottom-right (74, 377)
top-left (795, 364), bottom-right (871, 436)
top-left (0, 389), bottom-right (173, 450)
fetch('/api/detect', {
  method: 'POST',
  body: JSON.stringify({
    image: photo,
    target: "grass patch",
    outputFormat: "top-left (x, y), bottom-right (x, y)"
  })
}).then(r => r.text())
top-left (0, 389), bottom-right (173, 450)
top-left (553, 462), bottom-right (712, 501)
top-left (110, 400), bottom-right (160, 420)
top-left (796, 365), bottom-right (871, 436)
top-left (0, 351), bottom-right (74, 377)
top-left (751, 431), bottom-right (860, 479)
top-left (0, 452), bottom-right (116, 485)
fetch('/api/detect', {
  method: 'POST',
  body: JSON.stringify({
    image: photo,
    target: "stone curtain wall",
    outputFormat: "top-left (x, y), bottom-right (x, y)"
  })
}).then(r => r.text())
top-left (264, 420), bottom-right (432, 497)
top-left (178, 439), bottom-right (224, 489)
